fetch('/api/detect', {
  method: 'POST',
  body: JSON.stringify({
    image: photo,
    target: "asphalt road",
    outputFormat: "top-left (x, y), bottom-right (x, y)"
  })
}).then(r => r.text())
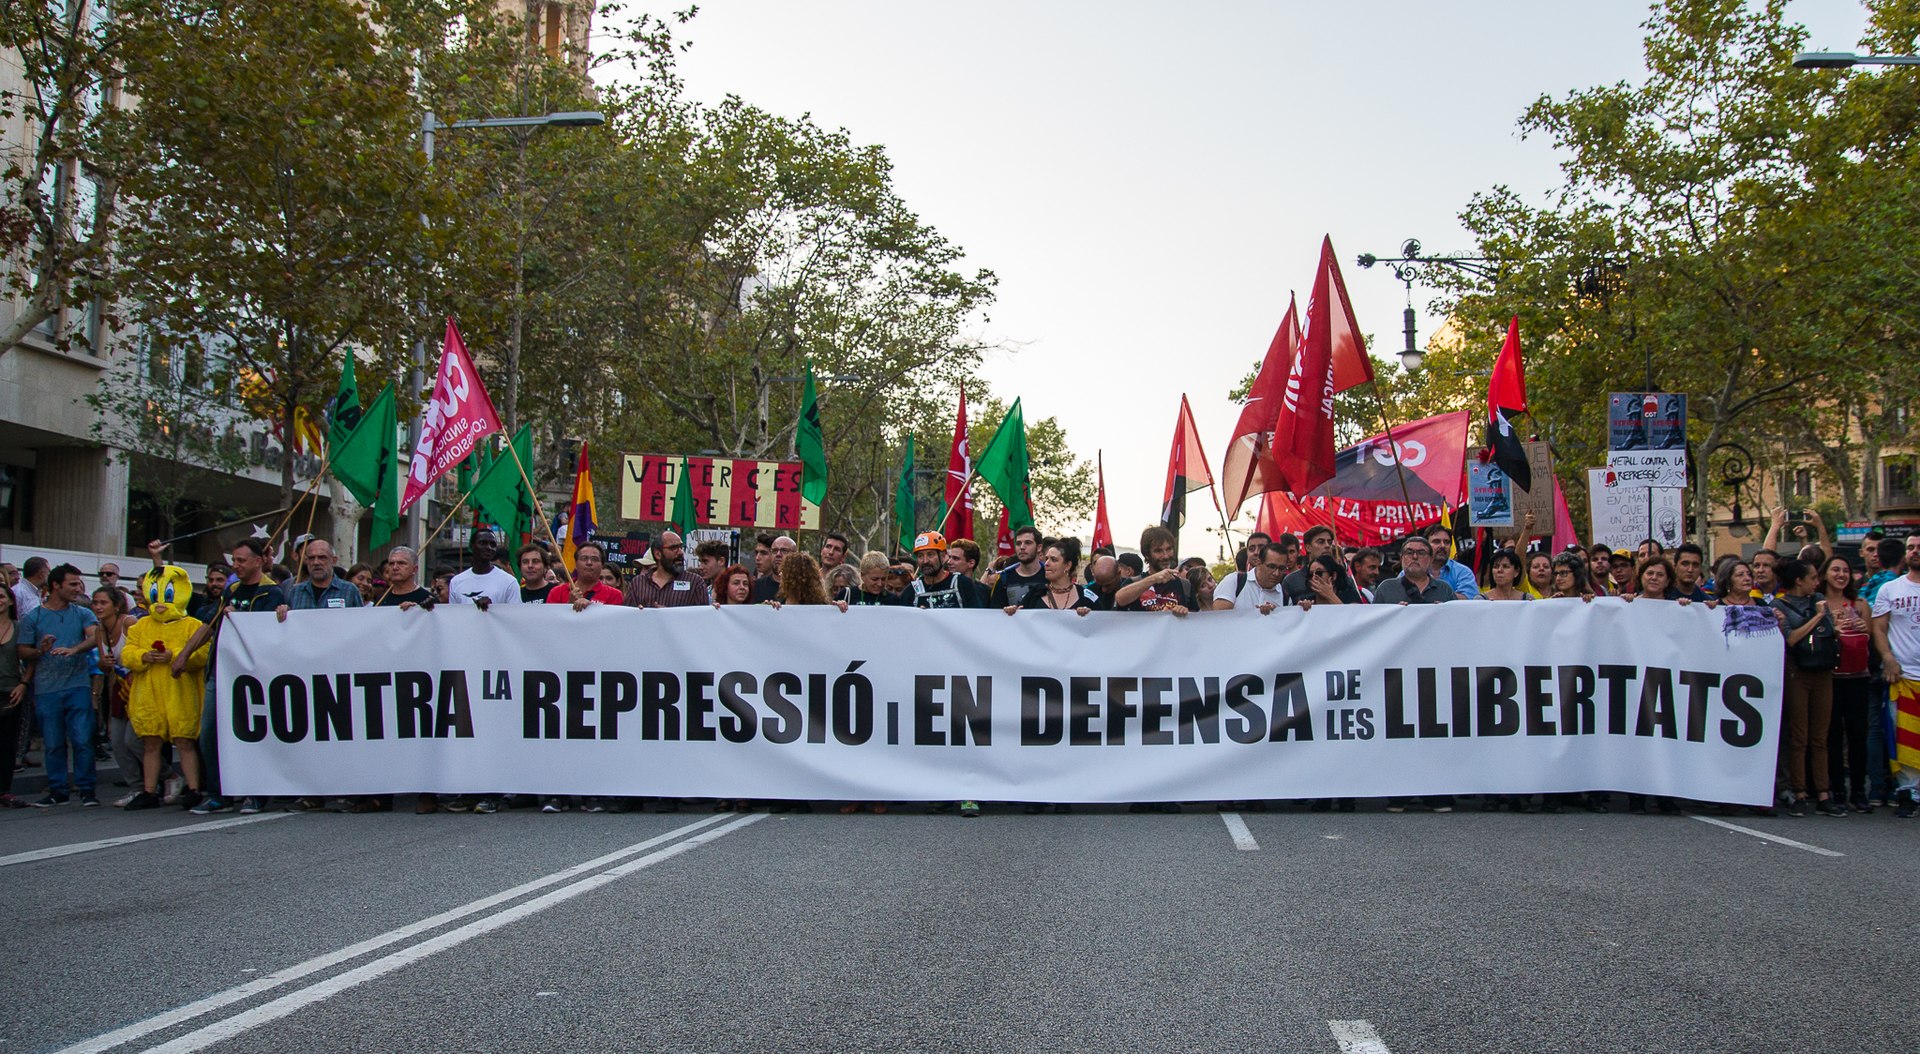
top-left (4, 797), bottom-right (1913, 1054)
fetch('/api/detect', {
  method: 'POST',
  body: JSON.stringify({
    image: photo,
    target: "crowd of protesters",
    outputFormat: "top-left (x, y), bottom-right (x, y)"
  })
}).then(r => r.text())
top-left (5, 505), bottom-right (1919, 822)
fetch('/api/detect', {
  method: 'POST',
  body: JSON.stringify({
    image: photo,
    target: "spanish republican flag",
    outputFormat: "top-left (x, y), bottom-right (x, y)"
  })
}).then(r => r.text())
top-left (1894, 679), bottom-right (1920, 779)
top-left (561, 441), bottom-right (597, 574)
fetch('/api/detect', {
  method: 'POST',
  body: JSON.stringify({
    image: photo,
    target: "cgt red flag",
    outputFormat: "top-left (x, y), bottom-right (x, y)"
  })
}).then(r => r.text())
top-left (994, 506), bottom-right (1015, 559)
top-left (944, 388), bottom-right (974, 540)
top-left (1160, 394), bottom-right (1216, 531)
top-left (1092, 451), bottom-right (1113, 552)
top-left (1487, 315), bottom-right (1532, 492)
top-left (1221, 295), bottom-right (1299, 516)
top-left (402, 318), bottom-right (502, 513)
top-left (1269, 236), bottom-right (1373, 495)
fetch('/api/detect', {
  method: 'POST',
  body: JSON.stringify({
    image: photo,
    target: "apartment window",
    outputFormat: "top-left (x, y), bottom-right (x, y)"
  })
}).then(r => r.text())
top-left (1791, 469), bottom-right (1812, 501)
top-left (1889, 457), bottom-right (1917, 502)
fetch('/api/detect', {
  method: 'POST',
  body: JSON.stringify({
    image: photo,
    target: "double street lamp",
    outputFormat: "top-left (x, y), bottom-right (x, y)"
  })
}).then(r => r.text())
top-left (405, 108), bottom-right (606, 549)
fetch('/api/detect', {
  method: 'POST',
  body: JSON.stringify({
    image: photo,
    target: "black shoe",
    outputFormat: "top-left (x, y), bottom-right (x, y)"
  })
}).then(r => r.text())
top-left (1786, 796), bottom-right (1809, 818)
top-left (78, 793), bottom-right (99, 807)
top-left (1897, 791), bottom-right (1917, 819)
top-left (31, 793), bottom-right (69, 808)
top-left (125, 790), bottom-right (161, 810)
top-left (1850, 796), bottom-right (1872, 814)
top-left (1817, 799), bottom-right (1847, 817)
top-left (176, 789), bottom-right (203, 810)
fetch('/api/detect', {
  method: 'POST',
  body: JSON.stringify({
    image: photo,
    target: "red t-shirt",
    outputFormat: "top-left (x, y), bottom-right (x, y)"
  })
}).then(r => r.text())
top-left (545, 582), bottom-right (627, 606)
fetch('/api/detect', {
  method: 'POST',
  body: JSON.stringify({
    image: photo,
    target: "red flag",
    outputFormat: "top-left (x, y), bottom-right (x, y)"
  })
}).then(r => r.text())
top-left (1160, 394), bottom-right (1216, 531)
top-left (1221, 295), bottom-right (1300, 515)
top-left (1270, 236), bottom-right (1373, 494)
top-left (402, 318), bottom-right (502, 513)
top-left (994, 507), bottom-right (1015, 559)
top-left (1487, 315), bottom-right (1532, 491)
top-left (944, 388), bottom-right (974, 541)
top-left (1551, 476), bottom-right (1578, 551)
top-left (1092, 452), bottom-right (1113, 552)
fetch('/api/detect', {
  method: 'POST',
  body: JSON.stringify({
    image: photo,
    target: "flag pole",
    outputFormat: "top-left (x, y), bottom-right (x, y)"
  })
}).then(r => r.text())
top-left (933, 468), bottom-right (980, 537)
top-left (1365, 377), bottom-right (1421, 533)
top-left (499, 440), bottom-right (565, 559)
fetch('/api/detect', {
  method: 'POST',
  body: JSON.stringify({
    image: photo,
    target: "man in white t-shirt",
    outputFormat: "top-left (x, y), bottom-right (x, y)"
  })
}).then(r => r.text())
top-left (1213, 542), bottom-right (1288, 614)
top-left (1871, 534), bottom-right (1920, 815)
top-left (447, 531), bottom-right (522, 610)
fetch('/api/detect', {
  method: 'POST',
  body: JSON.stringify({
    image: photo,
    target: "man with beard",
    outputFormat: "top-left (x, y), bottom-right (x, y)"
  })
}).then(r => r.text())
top-left (906, 531), bottom-right (987, 609)
top-left (624, 531), bottom-right (711, 608)
top-left (989, 525), bottom-right (1045, 609)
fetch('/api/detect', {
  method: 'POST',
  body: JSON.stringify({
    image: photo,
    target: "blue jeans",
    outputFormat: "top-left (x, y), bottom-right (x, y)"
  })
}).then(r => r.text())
top-left (199, 679), bottom-right (221, 798)
top-left (1866, 681), bottom-right (1893, 800)
top-left (36, 686), bottom-right (95, 796)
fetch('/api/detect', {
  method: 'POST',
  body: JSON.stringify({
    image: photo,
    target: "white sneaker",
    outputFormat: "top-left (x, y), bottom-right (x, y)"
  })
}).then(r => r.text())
top-left (113, 791), bottom-right (137, 807)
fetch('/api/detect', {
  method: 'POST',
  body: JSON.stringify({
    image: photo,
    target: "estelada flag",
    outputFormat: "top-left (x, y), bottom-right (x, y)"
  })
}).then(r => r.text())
top-left (402, 318), bottom-right (502, 513)
top-left (1487, 315), bottom-right (1532, 492)
top-left (943, 389), bottom-right (974, 541)
top-left (1221, 295), bottom-right (1300, 515)
top-left (1160, 394), bottom-right (1215, 531)
top-left (1269, 236), bottom-right (1374, 495)
top-left (1092, 452), bottom-right (1113, 552)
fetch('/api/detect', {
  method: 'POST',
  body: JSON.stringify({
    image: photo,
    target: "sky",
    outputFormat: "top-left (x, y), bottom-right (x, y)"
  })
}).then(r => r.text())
top-left (615, 0), bottom-right (1870, 558)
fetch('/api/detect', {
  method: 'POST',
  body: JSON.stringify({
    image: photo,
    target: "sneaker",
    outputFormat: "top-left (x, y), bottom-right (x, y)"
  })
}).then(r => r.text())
top-left (79, 793), bottom-right (99, 807)
top-left (1384, 801), bottom-right (1406, 813)
top-left (237, 797), bottom-right (262, 815)
top-left (540, 798), bottom-right (566, 814)
top-left (190, 796), bottom-right (231, 815)
top-left (124, 791), bottom-right (161, 811)
top-left (472, 798), bottom-right (498, 814)
top-left (1817, 799), bottom-right (1847, 817)
top-left (1896, 790), bottom-right (1916, 819)
top-left (1785, 796), bottom-right (1808, 818)
top-left (31, 793), bottom-right (69, 808)
top-left (959, 800), bottom-right (981, 818)
top-left (443, 798), bottom-right (471, 814)
top-left (176, 789), bottom-right (203, 810)
top-left (113, 791), bottom-right (138, 807)
top-left (1849, 796), bottom-right (1872, 814)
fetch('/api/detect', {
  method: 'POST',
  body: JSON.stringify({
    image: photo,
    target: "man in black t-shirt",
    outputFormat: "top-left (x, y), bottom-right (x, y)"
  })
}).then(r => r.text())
top-left (376, 546), bottom-right (435, 608)
top-left (906, 531), bottom-right (988, 609)
top-left (175, 537), bottom-right (287, 815)
top-left (989, 525), bottom-right (1046, 609)
top-left (1116, 525), bottom-right (1192, 612)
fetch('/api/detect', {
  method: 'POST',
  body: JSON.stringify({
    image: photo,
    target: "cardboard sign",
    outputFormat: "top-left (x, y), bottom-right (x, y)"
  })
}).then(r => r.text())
top-left (1588, 468), bottom-right (1685, 549)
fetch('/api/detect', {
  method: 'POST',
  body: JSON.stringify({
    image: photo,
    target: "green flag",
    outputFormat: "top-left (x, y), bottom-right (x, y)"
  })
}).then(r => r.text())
top-left (469, 425), bottom-right (533, 546)
top-left (330, 383), bottom-right (399, 547)
top-left (797, 362), bottom-right (828, 506)
top-left (893, 434), bottom-right (916, 555)
top-left (975, 397), bottom-right (1033, 528)
top-left (669, 456), bottom-right (698, 535)
top-left (325, 354), bottom-right (361, 451)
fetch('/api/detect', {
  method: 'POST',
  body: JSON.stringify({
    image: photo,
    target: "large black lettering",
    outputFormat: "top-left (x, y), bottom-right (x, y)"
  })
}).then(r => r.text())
top-left (1104, 678), bottom-right (1138, 746)
top-left (232, 676), bottom-right (267, 743)
top-left (395, 671), bottom-right (432, 739)
top-left (764, 672), bottom-right (803, 744)
top-left (269, 674), bottom-right (310, 743)
top-left (1224, 674), bottom-right (1266, 744)
top-left (435, 672), bottom-right (473, 739)
top-left (1068, 677), bottom-right (1101, 746)
top-left (1269, 673), bottom-right (1312, 742)
top-left (1598, 664), bottom-right (1636, 735)
top-left (1720, 674), bottom-right (1765, 748)
top-left (951, 676), bottom-right (990, 746)
top-left (601, 672), bottom-right (638, 740)
top-left (1383, 668), bottom-right (1415, 739)
top-left (1140, 677), bottom-right (1174, 745)
top-left (1679, 670), bottom-right (1721, 743)
top-left (912, 675), bottom-right (945, 746)
top-left (566, 671), bottom-right (597, 740)
top-left (523, 671), bottom-right (561, 739)
top-left (716, 672), bottom-right (757, 743)
top-left (1523, 665), bottom-right (1556, 736)
top-left (1636, 667), bottom-right (1677, 740)
top-left (641, 671), bottom-right (682, 740)
top-left (1556, 665), bottom-right (1595, 736)
top-left (1476, 667), bottom-right (1520, 736)
top-left (1177, 677), bottom-right (1219, 743)
top-left (686, 671), bottom-right (718, 742)
top-left (312, 673), bottom-right (353, 741)
top-left (1416, 668), bottom-right (1446, 738)
top-left (1021, 677), bottom-right (1063, 746)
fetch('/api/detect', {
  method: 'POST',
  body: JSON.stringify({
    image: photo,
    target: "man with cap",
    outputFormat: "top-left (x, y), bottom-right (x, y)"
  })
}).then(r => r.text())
top-left (906, 531), bottom-right (988, 609)
top-left (1607, 549), bottom-right (1636, 596)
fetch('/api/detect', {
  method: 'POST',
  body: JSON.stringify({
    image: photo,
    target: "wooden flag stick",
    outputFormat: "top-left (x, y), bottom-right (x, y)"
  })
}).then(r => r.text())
top-left (1365, 377), bottom-right (1422, 534)
top-left (499, 438), bottom-right (566, 564)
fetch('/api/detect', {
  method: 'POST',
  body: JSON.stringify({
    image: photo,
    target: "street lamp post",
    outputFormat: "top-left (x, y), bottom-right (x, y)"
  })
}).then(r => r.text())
top-left (407, 108), bottom-right (605, 550)
top-left (1792, 51), bottom-right (1920, 69)
top-left (1355, 238), bottom-right (1500, 371)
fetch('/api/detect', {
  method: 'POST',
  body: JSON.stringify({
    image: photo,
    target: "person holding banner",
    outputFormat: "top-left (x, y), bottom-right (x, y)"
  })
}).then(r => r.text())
top-left (1773, 559), bottom-right (1842, 818)
top-left (545, 541), bottom-right (623, 609)
top-left (1283, 527), bottom-right (1360, 606)
top-left (517, 545), bottom-right (556, 605)
top-left (1624, 557), bottom-right (1691, 606)
top-left (1213, 543), bottom-right (1287, 613)
top-left (1870, 534), bottom-right (1920, 818)
top-left (623, 532), bottom-right (711, 609)
top-left (1011, 539), bottom-right (1105, 615)
top-left (906, 532), bottom-right (987, 610)
top-left (1478, 550), bottom-right (1532, 603)
top-left (1373, 538), bottom-right (1456, 605)
top-left (448, 532), bottom-right (520, 611)
top-left (1545, 552), bottom-right (1594, 601)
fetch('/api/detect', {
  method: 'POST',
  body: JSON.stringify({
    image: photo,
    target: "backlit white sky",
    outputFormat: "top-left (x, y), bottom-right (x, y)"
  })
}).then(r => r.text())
top-left (620, 1), bottom-right (1868, 557)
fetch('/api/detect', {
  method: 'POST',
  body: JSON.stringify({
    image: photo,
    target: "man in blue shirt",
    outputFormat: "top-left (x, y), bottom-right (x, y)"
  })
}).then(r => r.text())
top-left (1424, 525), bottom-right (1481, 599)
top-left (284, 540), bottom-right (362, 611)
top-left (18, 564), bottom-right (102, 807)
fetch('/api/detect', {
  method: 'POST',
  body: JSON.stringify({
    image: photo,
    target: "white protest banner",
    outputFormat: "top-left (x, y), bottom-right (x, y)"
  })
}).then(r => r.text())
top-left (1588, 468), bottom-right (1686, 549)
top-left (217, 603), bottom-right (1782, 805)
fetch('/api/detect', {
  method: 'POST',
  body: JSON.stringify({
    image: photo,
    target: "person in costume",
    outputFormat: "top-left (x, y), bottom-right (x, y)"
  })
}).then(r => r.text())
top-left (119, 554), bottom-right (210, 811)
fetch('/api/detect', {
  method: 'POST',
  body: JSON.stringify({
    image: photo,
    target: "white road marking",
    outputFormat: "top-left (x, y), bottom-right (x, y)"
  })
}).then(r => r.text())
top-left (51, 813), bottom-right (734, 1054)
top-left (0, 813), bottom-right (292, 868)
top-left (1219, 811), bottom-right (1259, 851)
top-left (1687, 814), bottom-right (1845, 858)
top-left (1328, 1018), bottom-right (1393, 1053)
top-left (137, 813), bottom-right (767, 1054)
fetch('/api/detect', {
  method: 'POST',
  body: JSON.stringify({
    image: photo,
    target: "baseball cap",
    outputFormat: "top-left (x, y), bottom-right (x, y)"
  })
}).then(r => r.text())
top-left (913, 530), bottom-right (949, 553)
top-left (1609, 548), bottom-right (1633, 563)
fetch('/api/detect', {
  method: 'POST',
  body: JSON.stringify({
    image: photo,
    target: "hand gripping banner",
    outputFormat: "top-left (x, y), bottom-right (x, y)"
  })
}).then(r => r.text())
top-left (216, 602), bottom-right (1783, 804)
